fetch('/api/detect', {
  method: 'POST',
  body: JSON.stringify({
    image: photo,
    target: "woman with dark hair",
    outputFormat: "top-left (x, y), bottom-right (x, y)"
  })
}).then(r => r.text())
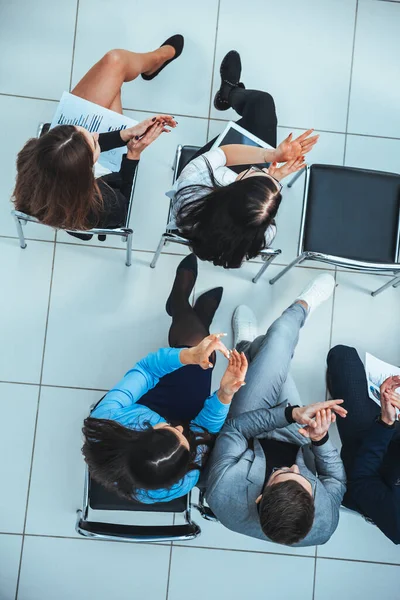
top-left (82, 254), bottom-right (248, 503)
top-left (169, 50), bottom-right (319, 268)
top-left (13, 36), bottom-right (184, 238)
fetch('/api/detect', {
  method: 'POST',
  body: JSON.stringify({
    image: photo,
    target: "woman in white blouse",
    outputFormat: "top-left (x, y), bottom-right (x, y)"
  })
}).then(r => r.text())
top-left (169, 50), bottom-right (319, 269)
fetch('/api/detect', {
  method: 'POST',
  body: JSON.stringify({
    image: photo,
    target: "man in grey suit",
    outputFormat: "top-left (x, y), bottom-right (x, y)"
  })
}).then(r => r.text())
top-left (205, 273), bottom-right (347, 547)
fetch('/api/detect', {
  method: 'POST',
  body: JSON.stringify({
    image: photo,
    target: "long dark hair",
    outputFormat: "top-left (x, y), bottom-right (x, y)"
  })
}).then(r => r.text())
top-left (175, 159), bottom-right (282, 268)
top-left (13, 125), bottom-right (104, 230)
top-left (82, 417), bottom-right (214, 500)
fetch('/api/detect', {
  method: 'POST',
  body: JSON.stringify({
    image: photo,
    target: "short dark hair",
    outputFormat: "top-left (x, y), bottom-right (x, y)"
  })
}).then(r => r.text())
top-left (175, 159), bottom-right (282, 269)
top-left (259, 480), bottom-right (315, 545)
top-left (82, 417), bottom-right (213, 500)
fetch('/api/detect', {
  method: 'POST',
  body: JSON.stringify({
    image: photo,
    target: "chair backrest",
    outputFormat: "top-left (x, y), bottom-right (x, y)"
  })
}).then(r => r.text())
top-left (175, 145), bottom-right (201, 182)
top-left (88, 473), bottom-right (188, 513)
top-left (302, 164), bottom-right (400, 264)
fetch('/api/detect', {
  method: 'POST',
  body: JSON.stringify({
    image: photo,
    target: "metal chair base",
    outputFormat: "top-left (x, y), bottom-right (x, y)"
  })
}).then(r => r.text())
top-left (11, 210), bottom-right (134, 266)
top-left (270, 251), bottom-right (400, 296)
top-left (76, 510), bottom-right (201, 543)
top-left (151, 232), bottom-right (281, 283)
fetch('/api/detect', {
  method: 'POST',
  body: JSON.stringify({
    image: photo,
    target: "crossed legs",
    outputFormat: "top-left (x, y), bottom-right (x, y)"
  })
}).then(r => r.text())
top-left (71, 46), bottom-right (175, 113)
top-left (229, 303), bottom-right (307, 435)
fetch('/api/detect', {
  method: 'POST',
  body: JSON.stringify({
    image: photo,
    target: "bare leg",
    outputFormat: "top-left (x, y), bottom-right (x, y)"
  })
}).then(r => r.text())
top-left (109, 91), bottom-right (123, 114)
top-left (71, 46), bottom-right (175, 109)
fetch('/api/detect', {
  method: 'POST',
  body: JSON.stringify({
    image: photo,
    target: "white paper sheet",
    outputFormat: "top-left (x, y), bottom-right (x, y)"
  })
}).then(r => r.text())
top-left (365, 352), bottom-right (400, 406)
top-left (50, 92), bottom-right (138, 173)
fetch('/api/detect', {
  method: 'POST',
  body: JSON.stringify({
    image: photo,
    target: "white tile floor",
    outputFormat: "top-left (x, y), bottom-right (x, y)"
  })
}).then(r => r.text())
top-left (0, 1), bottom-right (400, 598)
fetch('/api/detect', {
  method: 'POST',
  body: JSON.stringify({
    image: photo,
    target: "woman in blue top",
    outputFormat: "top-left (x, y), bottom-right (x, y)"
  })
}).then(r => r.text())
top-left (82, 254), bottom-right (248, 503)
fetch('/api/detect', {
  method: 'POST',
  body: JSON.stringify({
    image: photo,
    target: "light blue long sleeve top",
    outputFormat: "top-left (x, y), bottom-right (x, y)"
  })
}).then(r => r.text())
top-left (91, 347), bottom-right (229, 503)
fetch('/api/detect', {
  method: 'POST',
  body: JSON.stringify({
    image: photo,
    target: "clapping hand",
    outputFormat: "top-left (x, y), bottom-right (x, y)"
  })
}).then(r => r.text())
top-left (274, 129), bottom-right (319, 163)
top-left (268, 156), bottom-right (307, 182)
top-left (292, 399), bottom-right (347, 431)
top-left (298, 408), bottom-right (336, 441)
top-left (380, 376), bottom-right (400, 425)
top-left (219, 349), bottom-right (248, 397)
top-left (122, 115), bottom-right (177, 142)
top-left (180, 334), bottom-right (230, 370)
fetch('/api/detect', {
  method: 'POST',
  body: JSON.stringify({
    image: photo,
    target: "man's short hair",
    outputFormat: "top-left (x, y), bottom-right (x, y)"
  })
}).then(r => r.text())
top-left (259, 480), bottom-right (315, 545)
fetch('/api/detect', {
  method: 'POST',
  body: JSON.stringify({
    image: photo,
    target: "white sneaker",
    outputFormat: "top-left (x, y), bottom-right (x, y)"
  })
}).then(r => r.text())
top-left (296, 273), bottom-right (335, 316)
top-left (232, 305), bottom-right (258, 348)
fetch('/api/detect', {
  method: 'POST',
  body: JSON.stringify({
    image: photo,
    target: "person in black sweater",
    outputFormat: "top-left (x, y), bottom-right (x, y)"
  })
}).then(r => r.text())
top-left (13, 36), bottom-right (184, 238)
top-left (327, 345), bottom-right (400, 544)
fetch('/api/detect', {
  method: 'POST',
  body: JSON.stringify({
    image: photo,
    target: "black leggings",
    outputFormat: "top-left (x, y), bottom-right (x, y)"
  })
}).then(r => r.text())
top-left (192, 88), bottom-right (278, 163)
top-left (326, 345), bottom-right (380, 475)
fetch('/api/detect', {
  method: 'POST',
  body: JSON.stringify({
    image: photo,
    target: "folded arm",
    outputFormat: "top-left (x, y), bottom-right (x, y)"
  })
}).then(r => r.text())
top-left (207, 406), bottom-right (289, 480)
top-left (311, 438), bottom-right (346, 508)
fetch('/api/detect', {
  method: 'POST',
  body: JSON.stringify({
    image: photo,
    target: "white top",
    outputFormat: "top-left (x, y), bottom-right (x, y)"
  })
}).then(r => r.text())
top-left (166, 148), bottom-right (276, 247)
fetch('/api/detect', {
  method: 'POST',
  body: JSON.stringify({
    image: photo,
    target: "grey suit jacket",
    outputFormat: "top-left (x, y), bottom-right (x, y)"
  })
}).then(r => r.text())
top-left (205, 404), bottom-right (346, 547)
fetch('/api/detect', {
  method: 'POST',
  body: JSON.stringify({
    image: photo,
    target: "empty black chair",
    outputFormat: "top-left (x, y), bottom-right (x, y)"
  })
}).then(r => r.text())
top-left (270, 164), bottom-right (400, 296)
top-left (150, 144), bottom-right (281, 282)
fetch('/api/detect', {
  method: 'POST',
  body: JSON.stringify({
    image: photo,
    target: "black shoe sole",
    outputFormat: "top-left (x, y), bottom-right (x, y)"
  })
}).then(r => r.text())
top-left (142, 35), bottom-right (184, 81)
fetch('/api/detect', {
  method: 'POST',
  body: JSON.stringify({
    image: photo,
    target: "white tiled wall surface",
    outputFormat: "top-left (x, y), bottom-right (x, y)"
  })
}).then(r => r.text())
top-left (1, 1), bottom-right (400, 599)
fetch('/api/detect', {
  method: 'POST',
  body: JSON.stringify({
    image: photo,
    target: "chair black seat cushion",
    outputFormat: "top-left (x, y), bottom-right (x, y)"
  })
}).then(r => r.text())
top-left (89, 475), bottom-right (188, 513)
top-left (303, 165), bottom-right (400, 263)
top-left (177, 145), bottom-right (201, 178)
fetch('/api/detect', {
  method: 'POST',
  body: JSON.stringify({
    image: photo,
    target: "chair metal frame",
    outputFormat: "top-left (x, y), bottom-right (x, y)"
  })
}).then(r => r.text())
top-left (269, 165), bottom-right (400, 296)
top-left (76, 399), bottom-right (201, 543)
top-left (11, 123), bottom-right (135, 266)
top-left (75, 466), bottom-right (201, 543)
top-left (150, 144), bottom-right (282, 283)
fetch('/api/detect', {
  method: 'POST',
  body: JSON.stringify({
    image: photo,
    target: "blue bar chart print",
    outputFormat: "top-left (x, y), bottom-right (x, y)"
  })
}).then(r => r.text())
top-left (56, 113), bottom-right (127, 133)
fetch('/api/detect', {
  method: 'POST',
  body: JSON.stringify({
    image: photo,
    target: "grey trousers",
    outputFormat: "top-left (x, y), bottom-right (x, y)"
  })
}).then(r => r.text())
top-left (230, 303), bottom-right (309, 445)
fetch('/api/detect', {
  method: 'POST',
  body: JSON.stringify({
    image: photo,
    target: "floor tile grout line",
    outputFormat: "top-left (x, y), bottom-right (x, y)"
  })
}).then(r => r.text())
top-left (311, 553), bottom-right (318, 600)
top-left (14, 240), bottom-right (57, 600)
top-left (205, 0), bottom-right (221, 141)
top-left (0, 381), bottom-right (110, 392)
top-left (326, 268), bottom-right (338, 401)
top-left (343, 0), bottom-right (359, 165)
top-left (68, 0), bottom-right (80, 92)
top-left (4, 529), bottom-right (400, 567)
top-left (4, 234), bottom-right (397, 278)
top-left (165, 544), bottom-right (174, 600)
top-left (2, 89), bottom-right (400, 141)
top-left (4, 234), bottom-right (397, 279)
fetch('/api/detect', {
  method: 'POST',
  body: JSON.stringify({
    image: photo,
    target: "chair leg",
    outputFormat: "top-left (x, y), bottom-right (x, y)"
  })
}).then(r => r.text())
top-left (269, 254), bottom-right (306, 285)
top-left (125, 232), bottom-right (133, 267)
top-left (13, 215), bottom-right (27, 249)
top-left (371, 275), bottom-right (400, 297)
top-left (287, 167), bottom-right (306, 189)
top-left (150, 235), bottom-right (167, 268)
top-left (252, 253), bottom-right (279, 284)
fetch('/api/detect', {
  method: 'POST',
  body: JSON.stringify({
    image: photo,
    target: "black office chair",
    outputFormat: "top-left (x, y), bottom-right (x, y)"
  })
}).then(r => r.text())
top-left (76, 397), bottom-right (203, 543)
top-left (270, 164), bottom-right (400, 296)
top-left (11, 123), bottom-right (136, 266)
top-left (76, 467), bottom-right (201, 543)
top-left (150, 145), bottom-right (281, 283)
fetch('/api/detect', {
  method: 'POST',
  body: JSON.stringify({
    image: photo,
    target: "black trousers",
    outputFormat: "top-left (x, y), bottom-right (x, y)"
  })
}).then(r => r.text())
top-left (327, 345), bottom-right (380, 477)
top-left (192, 88), bottom-right (278, 167)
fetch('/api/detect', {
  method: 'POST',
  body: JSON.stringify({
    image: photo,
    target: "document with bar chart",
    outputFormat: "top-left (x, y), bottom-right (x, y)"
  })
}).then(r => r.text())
top-left (50, 92), bottom-right (138, 172)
